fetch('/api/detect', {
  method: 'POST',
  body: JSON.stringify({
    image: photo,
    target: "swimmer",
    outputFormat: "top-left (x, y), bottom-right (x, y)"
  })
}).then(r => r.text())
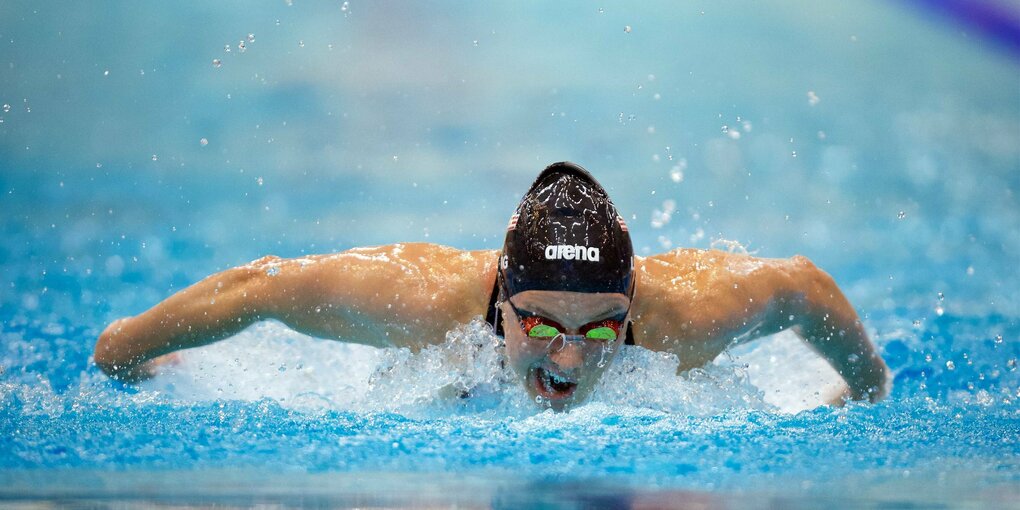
top-left (94, 162), bottom-right (890, 410)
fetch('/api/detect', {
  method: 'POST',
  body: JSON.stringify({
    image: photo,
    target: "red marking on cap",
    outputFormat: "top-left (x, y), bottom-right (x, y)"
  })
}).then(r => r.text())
top-left (617, 216), bottom-right (628, 232)
top-left (507, 214), bottom-right (519, 231)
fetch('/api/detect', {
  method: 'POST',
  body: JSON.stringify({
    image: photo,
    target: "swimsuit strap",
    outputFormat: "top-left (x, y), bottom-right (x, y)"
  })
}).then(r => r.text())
top-left (485, 277), bottom-right (504, 337)
top-left (485, 277), bottom-right (635, 345)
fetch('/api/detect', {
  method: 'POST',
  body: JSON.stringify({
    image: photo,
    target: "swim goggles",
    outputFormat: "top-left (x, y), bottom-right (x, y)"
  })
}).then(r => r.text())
top-left (506, 299), bottom-right (626, 342)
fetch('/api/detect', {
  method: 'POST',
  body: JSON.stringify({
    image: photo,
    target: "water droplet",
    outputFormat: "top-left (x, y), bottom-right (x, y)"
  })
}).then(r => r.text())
top-left (224, 44), bottom-right (231, 53)
top-left (913, 319), bottom-right (921, 327)
top-left (212, 58), bottom-right (222, 68)
top-left (669, 166), bottom-right (684, 183)
top-left (266, 266), bottom-right (280, 277)
top-left (275, 19), bottom-right (281, 26)
top-left (247, 33), bottom-right (256, 43)
top-left (624, 25), bottom-right (632, 33)
top-left (598, 7), bottom-right (605, 14)
top-left (2, 104), bottom-right (10, 113)
top-left (341, 1), bottom-right (349, 14)
top-left (897, 211), bottom-right (906, 219)
top-left (199, 138), bottom-right (208, 147)
top-left (237, 40), bottom-right (246, 53)
top-left (256, 177), bottom-right (264, 186)
top-left (791, 151), bottom-right (798, 158)
top-left (151, 154), bottom-right (158, 161)
top-left (298, 40), bottom-right (305, 48)
top-left (473, 39), bottom-right (479, 46)
top-left (938, 292), bottom-right (944, 301)
top-left (945, 360), bottom-right (955, 370)
top-left (807, 90), bottom-right (820, 106)
top-left (995, 335), bottom-right (1003, 344)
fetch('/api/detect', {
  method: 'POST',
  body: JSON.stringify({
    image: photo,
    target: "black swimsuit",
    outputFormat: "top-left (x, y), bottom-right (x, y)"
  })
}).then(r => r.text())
top-left (484, 280), bottom-right (635, 345)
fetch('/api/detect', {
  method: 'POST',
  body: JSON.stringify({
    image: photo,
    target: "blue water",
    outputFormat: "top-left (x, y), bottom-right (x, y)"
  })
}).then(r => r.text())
top-left (1, 0), bottom-right (1018, 507)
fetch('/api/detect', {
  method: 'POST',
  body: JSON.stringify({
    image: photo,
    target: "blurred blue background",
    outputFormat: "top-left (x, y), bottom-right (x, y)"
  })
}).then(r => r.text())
top-left (1, 0), bottom-right (1017, 324)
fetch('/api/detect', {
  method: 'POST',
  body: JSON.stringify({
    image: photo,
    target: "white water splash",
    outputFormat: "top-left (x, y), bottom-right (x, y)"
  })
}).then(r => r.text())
top-left (136, 320), bottom-right (846, 416)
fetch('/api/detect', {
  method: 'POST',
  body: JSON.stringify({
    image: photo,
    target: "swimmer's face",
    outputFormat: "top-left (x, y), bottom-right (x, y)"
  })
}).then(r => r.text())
top-left (501, 290), bottom-right (631, 411)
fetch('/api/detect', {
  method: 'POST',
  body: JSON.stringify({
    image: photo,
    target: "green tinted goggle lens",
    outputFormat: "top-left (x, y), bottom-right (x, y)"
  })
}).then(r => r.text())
top-left (527, 324), bottom-right (619, 341)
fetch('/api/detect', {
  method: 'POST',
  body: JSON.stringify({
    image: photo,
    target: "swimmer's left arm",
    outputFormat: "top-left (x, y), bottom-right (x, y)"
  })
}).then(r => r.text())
top-left (762, 256), bottom-right (890, 403)
top-left (636, 250), bottom-right (889, 403)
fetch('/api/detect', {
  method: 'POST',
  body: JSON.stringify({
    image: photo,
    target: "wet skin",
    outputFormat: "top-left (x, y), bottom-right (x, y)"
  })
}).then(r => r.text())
top-left (501, 290), bottom-right (631, 411)
top-left (94, 243), bottom-right (890, 407)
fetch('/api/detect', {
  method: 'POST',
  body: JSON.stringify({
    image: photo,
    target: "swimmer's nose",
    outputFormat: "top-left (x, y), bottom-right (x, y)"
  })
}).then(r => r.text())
top-left (549, 340), bottom-right (584, 370)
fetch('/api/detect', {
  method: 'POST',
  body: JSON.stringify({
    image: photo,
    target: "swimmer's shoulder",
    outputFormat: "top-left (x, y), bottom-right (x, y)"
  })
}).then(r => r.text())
top-left (359, 243), bottom-right (499, 318)
top-left (636, 248), bottom-right (801, 289)
top-left (632, 249), bottom-right (803, 364)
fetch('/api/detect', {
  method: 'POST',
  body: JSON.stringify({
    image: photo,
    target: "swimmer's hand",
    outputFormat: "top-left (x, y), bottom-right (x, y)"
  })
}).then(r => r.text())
top-left (95, 318), bottom-right (182, 382)
top-left (104, 351), bottom-right (181, 383)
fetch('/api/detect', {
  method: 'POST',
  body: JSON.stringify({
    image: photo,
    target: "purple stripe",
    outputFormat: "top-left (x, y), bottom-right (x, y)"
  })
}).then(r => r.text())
top-left (902, 0), bottom-right (1020, 56)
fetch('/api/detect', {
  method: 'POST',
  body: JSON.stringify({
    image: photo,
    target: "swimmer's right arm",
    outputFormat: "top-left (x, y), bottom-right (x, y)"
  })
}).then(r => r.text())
top-left (94, 243), bottom-right (497, 382)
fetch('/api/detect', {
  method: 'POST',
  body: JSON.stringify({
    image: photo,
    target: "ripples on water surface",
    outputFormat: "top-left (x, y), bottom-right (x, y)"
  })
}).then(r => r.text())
top-left (1, 0), bottom-right (1018, 507)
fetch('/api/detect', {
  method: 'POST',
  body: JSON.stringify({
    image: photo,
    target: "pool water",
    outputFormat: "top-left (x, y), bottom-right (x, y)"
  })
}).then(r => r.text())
top-left (1, 0), bottom-right (1018, 507)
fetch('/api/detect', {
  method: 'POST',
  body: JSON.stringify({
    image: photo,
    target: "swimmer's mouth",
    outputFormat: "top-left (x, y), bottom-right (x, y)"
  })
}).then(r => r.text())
top-left (531, 366), bottom-right (578, 401)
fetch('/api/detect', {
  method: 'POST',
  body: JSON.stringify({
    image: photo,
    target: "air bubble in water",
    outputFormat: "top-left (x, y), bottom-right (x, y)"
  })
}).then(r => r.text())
top-left (151, 154), bottom-right (158, 161)
top-left (995, 335), bottom-right (1003, 344)
top-left (298, 40), bottom-right (305, 48)
top-left (945, 360), bottom-right (955, 370)
top-left (935, 305), bottom-right (944, 316)
top-left (238, 40), bottom-right (246, 53)
top-left (247, 33), bottom-right (256, 43)
top-left (624, 25), bottom-right (632, 33)
top-left (898, 211), bottom-right (906, 219)
top-left (2, 104), bottom-right (10, 113)
top-left (212, 59), bottom-right (222, 68)
top-left (224, 44), bottom-right (231, 53)
top-left (807, 91), bottom-right (820, 106)
top-left (598, 7), bottom-right (604, 13)
top-left (938, 292), bottom-right (944, 301)
top-left (199, 138), bottom-right (209, 147)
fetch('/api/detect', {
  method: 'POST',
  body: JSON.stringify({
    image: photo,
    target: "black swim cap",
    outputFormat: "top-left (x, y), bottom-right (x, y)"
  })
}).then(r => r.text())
top-left (499, 162), bottom-right (634, 298)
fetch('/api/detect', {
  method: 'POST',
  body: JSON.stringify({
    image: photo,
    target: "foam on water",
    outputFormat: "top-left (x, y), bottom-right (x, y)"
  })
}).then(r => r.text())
top-left (126, 318), bottom-right (844, 419)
